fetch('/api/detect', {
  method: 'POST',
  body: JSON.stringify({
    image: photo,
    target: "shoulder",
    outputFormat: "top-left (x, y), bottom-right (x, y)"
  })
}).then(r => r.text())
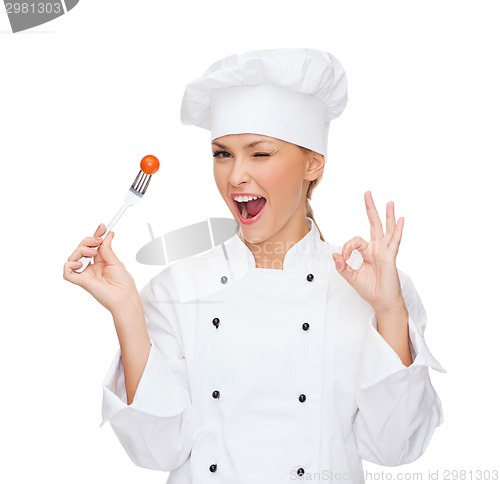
top-left (142, 241), bottom-right (232, 304)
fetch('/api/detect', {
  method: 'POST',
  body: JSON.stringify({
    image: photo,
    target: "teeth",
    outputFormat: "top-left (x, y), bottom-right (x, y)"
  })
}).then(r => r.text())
top-left (233, 195), bottom-right (262, 203)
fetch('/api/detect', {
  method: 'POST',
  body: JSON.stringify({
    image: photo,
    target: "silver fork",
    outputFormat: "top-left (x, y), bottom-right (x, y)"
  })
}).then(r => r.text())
top-left (75, 170), bottom-right (153, 273)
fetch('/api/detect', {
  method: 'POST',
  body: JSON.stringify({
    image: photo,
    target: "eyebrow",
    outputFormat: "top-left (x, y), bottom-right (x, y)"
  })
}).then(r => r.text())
top-left (212, 140), bottom-right (276, 150)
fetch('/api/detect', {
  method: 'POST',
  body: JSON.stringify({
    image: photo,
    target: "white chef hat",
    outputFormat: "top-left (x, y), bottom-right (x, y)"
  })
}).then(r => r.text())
top-left (180, 48), bottom-right (348, 157)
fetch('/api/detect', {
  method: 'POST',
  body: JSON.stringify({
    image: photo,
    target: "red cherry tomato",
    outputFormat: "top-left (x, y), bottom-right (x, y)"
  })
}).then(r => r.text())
top-left (140, 155), bottom-right (160, 175)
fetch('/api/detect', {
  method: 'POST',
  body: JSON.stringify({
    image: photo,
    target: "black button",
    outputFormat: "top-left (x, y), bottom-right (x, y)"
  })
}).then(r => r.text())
top-left (220, 275), bottom-right (228, 284)
top-left (297, 468), bottom-right (305, 476)
top-left (302, 322), bottom-right (310, 331)
top-left (299, 394), bottom-right (306, 402)
top-left (209, 464), bottom-right (217, 472)
top-left (212, 317), bottom-right (220, 328)
top-left (212, 390), bottom-right (220, 399)
top-left (306, 273), bottom-right (314, 282)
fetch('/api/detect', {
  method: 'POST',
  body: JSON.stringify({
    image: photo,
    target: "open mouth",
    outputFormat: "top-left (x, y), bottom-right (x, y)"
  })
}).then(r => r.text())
top-left (233, 197), bottom-right (267, 220)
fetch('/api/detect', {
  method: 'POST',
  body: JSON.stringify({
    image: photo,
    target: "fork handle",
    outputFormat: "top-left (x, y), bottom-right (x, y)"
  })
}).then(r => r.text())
top-left (74, 203), bottom-right (131, 273)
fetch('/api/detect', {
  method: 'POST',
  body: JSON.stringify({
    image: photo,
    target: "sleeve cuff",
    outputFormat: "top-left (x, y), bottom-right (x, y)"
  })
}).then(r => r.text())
top-left (359, 313), bottom-right (447, 390)
top-left (100, 340), bottom-right (191, 427)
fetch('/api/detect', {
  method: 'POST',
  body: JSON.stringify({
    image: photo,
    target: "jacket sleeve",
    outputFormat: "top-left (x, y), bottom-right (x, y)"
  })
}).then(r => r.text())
top-left (353, 270), bottom-right (446, 466)
top-left (99, 273), bottom-right (195, 472)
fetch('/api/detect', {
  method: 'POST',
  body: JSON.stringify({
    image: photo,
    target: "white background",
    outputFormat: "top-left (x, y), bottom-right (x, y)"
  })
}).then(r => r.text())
top-left (1, 1), bottom-right (498, 482)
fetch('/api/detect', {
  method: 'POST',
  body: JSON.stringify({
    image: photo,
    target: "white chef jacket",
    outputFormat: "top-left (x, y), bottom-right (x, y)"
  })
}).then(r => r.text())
top-left (100, 217), bottom-right (445, 484)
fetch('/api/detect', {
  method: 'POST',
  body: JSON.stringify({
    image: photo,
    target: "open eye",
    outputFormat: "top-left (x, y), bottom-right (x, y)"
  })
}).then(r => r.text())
top-left (213, 150), bottom-right (232, 158)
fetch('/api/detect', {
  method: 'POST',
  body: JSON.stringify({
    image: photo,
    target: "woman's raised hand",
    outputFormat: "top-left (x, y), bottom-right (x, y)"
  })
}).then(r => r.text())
top-left (332, 191), bottom-right (406, 315)
top-left (63, 224), bottom-right (141, 315)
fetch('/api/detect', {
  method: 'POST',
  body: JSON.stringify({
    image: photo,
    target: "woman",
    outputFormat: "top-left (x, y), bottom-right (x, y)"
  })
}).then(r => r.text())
top-left (63, 48), bottom-right (445, 484)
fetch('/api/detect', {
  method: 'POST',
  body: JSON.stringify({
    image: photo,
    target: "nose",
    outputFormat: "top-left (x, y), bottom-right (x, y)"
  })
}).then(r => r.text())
top-left (228, 158), bottom-right (250, 187)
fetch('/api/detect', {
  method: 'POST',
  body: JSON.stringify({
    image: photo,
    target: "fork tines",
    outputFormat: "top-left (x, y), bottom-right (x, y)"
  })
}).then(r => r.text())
top-left (131, 170), bottom-right (152, 197)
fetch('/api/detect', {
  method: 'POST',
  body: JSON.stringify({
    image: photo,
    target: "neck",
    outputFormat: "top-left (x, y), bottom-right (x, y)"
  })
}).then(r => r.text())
top-left (244, 216), bottom-right (310, 270)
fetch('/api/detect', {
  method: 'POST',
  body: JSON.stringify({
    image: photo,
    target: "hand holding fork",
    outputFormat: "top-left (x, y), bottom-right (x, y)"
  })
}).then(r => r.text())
top-left (63, 156), bottom-right (159, 313)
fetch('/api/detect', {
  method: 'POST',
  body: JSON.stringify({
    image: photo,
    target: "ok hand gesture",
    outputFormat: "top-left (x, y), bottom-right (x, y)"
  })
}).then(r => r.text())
top-left (332, 191), bottom-right (406, 315)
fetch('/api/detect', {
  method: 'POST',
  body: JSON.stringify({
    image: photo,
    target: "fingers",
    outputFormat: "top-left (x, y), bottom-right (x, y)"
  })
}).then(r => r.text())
top-left (332, 236), bottom-right (368, 287)
top-left (389, 217), bottom-right (405, 254)
top-left (332, 252), bottom-right (358, 287)
top-left (364, 191), bottom-right (384, 240)
top-left (385, 201), bottom-right (395, 240)
top-left (383, 199), bottom-right (404, 254)
top-left (63, 259), bottom-right (85, 284)
top-left (67, 235), bottom-right (103, 262)
top-left (64, 223), bottom-right (108, 284)
top-left (341, 236), bottom-right (369, 262)
top-left (97, 231), bottom-right (122, 266)
top-left (366, 192), bottom-right (404, 253)
top-left (93, 223), bottom-right (106, 238)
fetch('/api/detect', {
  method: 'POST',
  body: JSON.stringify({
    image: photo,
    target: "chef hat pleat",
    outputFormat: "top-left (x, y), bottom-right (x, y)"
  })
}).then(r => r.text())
top-left (180, 48), bottom-right (348, 157)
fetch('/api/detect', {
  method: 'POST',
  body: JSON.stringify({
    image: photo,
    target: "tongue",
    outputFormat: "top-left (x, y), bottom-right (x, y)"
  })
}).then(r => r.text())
top-left (246, 198), bottom-right (266, 216)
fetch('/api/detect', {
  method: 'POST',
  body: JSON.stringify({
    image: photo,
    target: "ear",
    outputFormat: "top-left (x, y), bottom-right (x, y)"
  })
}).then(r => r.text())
top-left (304, 151), bottom-right (325, 181)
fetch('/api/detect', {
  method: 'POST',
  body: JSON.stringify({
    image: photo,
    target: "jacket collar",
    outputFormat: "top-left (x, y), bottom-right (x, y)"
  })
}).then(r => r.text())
top-left (169, 217), bottom-right (341, 303)
top-left (222, 217), bottom-right (334, 278)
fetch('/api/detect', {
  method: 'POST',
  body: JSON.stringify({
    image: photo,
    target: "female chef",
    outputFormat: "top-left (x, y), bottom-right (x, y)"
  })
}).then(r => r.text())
top-left (63, 48), bottom-right (445, 484)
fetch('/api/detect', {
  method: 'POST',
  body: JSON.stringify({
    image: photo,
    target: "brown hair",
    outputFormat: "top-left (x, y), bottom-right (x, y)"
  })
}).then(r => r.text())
top-left (305, 175), bottom-right (325, 242)
top-left (301, 147), bottom-right (325, 242)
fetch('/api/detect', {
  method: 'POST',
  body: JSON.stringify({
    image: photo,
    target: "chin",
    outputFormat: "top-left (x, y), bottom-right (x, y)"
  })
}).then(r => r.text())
top-left (243, 234), bottom-right (268, 246)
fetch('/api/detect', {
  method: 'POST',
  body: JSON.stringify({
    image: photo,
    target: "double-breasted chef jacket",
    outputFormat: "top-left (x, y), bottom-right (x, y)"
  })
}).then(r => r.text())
top-left (100, 217), bottom-right (445, 484)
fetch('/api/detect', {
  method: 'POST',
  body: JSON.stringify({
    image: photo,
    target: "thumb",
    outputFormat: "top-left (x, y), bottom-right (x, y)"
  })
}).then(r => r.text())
top-left (98, 231), bottom-right (121, 265)
top-left (332, 252), bottom-right (356, 286)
